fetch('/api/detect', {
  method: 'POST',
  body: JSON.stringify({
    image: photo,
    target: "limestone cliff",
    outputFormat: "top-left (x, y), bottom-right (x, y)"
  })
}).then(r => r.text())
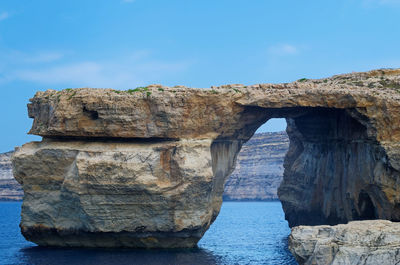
top-left (13, 139), bottom-right (217, 248)
top-left (0, 151), bottom-right (13, 179)
top-left (223, 132), bottom-right (288, 201)
top-left (0, 179), bottom-right (22, 201)
top-left (13, 68), bottom-right (400, 248)
top-left (0, 151), bottom-right (22, 201)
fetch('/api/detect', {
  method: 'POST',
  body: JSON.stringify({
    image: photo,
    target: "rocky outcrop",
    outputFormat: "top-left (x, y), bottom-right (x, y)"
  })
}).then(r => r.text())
top-left (223, 131), bottom-right (288, 201)
top-left (13, 68), bottom-right (400, 247)
top-left (289, 220), bottom-right (400, 265)
top-left (13, 139), bottom-right (217, 248)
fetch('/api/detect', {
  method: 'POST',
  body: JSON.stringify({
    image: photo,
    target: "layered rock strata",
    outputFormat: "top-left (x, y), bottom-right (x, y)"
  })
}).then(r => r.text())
top-left (289, 220), bottom-right (400, 265)
top-left (13, 139), bottom-right (218, 248)
top-left (223, 131), bottom-right (288, 201)
top-left (13, 68), bottom-right (400, 247)
top-left (0, 179), bottom-right (23, 201)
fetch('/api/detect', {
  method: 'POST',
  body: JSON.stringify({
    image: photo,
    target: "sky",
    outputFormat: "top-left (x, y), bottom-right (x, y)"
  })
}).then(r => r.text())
top-left (0, 0), bottom-right (400, 152)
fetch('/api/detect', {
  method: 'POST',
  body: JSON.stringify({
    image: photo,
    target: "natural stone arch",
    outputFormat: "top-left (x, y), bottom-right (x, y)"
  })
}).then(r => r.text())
top-left (13, 69), bottom-right (400, 247)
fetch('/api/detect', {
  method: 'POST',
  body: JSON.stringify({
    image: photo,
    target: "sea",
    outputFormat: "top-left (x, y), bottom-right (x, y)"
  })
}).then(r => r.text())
top-left (0, 201), bottom-right (297, 265)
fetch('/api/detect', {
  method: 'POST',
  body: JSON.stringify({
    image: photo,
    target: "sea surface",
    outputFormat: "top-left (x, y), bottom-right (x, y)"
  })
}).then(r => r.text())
top-left (0, 201), bottom-right (297, 265)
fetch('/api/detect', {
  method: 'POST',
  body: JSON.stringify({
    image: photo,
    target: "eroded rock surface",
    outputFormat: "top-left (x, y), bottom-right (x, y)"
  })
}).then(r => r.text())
top-left (289, 220), bottom-right (400, 265)
top-left (13, 68), bottom-right (400, 247)
top-left (13, 139), bottom-right (218, 247)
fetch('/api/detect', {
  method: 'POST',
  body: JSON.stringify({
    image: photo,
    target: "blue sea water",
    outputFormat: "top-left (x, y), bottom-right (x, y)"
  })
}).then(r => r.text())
top-left (0, 201), bottom-right (297, 265)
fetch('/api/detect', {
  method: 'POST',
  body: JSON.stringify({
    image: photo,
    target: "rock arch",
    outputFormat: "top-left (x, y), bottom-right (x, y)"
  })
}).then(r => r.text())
top-left (13, 69), bottom-right (400, 247)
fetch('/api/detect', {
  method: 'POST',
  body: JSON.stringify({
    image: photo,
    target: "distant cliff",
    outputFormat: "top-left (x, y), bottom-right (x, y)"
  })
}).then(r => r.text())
top-left (0, 132), bottom-right (288, 201)
top-left (0, 151), bottom-right (23, 201)
top-left (223, 131), bottom-right (289, 201)
top-left (0, 151), bottom-right (13, 179)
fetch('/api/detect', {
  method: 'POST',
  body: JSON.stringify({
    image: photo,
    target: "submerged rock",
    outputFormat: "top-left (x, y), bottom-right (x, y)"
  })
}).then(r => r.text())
top-left (13, 68), bottom-right (400, 247)
top-left (289, 220), bottom-right (400, 265)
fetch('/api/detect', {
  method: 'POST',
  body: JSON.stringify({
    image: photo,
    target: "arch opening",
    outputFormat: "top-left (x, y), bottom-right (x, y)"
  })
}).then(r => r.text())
top-left (223, 118), bottom-right (288, 202)
top-left (212, 106), bottom-right (391, 228)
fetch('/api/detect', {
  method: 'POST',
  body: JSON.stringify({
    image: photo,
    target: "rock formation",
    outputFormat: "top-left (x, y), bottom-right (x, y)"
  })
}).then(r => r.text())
top-left (0, 132), bottom-right (289, 202)
top-left (223, 131), bottom-right (288, 201)
top-left (13, 68), bottom-right (400, 248)
top-left (289, 220), bottom-right (400, 265)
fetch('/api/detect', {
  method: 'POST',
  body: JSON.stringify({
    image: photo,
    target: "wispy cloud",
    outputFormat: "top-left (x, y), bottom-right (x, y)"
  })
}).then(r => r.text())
top-left (377, 0), bottom-right (400, 4)
top-left (0, 50), bottom-right (65, 68)
top-left (26, 52), bottom-right (64, 63)
top-left (363, 0), bottom-right (400, 6)
top-left (0, 49), bottom-right (192, 88)
top-left (14, 60), bottom-right (190, 88)
top-left (268, 44), bottom-right (299, 56)
top-left (9, 51), bottom-right (64, 64)
top-left (0, 12), bottom-right (9, 21)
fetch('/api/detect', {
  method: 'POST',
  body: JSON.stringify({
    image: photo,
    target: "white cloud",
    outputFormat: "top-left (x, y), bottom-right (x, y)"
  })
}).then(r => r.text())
top-left (15, 62), bottom-right (103, 86)
top-left (0, 12), bottom-right (9, 21)
top-left (0, 49), bottom-right (192, 88)
top-left (268, 44), bottom-right (299, 56)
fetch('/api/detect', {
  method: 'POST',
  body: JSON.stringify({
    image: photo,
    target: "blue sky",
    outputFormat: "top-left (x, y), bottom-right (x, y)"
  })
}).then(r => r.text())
top-left (1, 0), bottom-right (400, 152)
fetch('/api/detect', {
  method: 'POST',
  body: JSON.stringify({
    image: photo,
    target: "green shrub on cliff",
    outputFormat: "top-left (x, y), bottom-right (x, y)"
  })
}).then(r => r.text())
top-left (126, 86), bottom-right (153, 98)
top-left (127, 86), bottom-right (149, 94)
top-left (379, 79), bottom-right (400, 90)
top-left (211, 89), bottom-right (219, 94)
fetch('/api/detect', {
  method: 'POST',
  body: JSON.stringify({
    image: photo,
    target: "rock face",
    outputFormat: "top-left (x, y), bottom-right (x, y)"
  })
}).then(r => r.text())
top-left (223, 131), bottom-right (289, 201)
top-left (289, 220), bottom-right (400, 265)
top-left (13, 68), bottom-right (400, 248)
top-left (13, 139), bottom-right (217, 248)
